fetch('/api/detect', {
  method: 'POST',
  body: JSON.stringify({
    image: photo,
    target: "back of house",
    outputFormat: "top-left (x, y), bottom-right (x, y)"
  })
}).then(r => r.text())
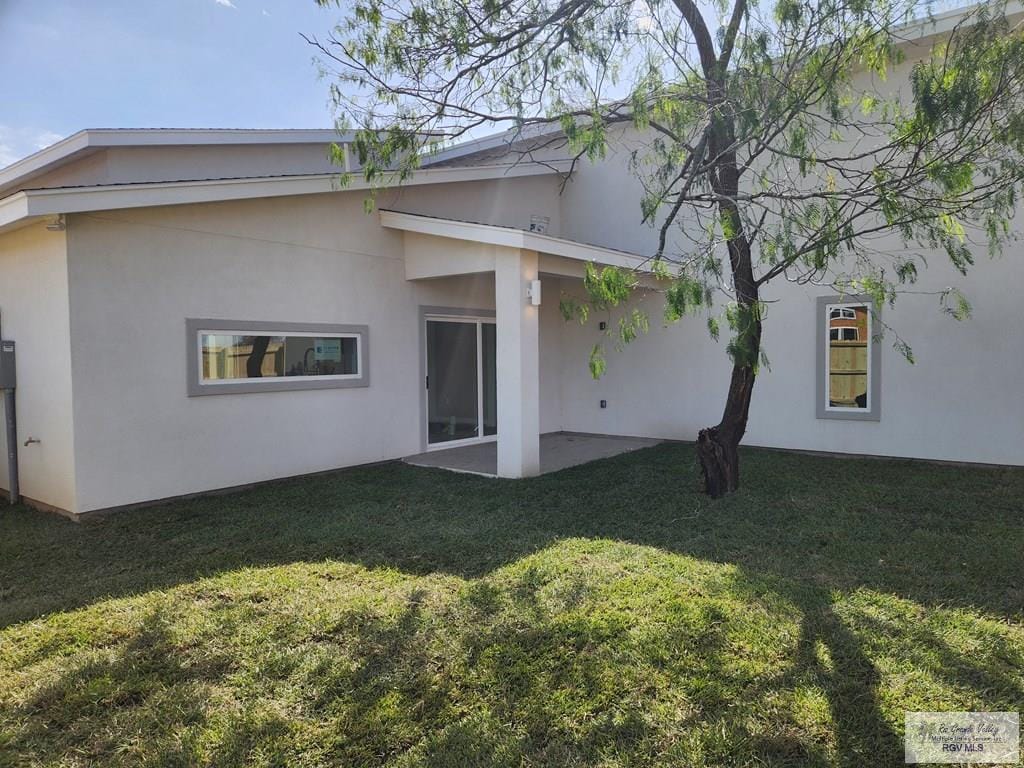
top-left (1, 15), bottom-right (1022, 517)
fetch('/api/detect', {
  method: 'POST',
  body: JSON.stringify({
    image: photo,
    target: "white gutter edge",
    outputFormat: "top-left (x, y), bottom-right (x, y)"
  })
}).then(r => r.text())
top-left (0, 161), bottom-right (572, 230)
top-left (379, 209), bottom-right (649, 270)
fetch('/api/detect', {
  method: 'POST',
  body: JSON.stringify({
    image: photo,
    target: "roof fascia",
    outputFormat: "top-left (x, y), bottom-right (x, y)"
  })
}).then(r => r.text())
top-left (0, 162), bottom-right (569, 228)
top-left (0, 128), bottom-right (357, 194)
top-left (379, 209), bottom-right (648, 270)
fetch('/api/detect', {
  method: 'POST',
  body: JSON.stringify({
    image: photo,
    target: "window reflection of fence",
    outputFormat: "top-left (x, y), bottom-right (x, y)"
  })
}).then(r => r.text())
top-left (201, 334), bottom-right (359, 381)
top-left (829, 340), bottom-right (868, 407)
top-left (203, 339), bottom-right (285, 380)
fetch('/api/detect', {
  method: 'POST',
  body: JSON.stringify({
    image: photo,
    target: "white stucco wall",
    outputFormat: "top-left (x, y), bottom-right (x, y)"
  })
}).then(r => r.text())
top-left (0, 223), bottom-right (77, 512)
top-left (551, 119), bottom-right (1024, 464)
top-left (65, 176), bottom-right (565, 512)
top-left (538, 293), bottom-right (565, 433)
top-left (552, 249), bottom-right (1024, 465)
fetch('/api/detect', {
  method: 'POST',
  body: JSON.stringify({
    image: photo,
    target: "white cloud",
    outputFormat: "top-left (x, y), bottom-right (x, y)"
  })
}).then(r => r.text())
top-left (0, 143), bottom-right (18, 169)
top-left (0, 126), bottom-right (66, 169)
top-left (262, 9), bottom-right (270, 15)
top-left (0, 126), bottom-right (24, 168)
top-left (34, 131), bottom-right (64, 151)
top-left (214, 0), bottom-right (237, 8)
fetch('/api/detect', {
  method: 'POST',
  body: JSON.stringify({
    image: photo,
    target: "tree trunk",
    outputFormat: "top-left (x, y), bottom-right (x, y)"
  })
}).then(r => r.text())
top-left (697, 191), bottom-right (761, 498)
top-left (697, 359), bottom-right (757, 498)
top-left (246, 336), bottom-right (272, 378)
top-left (695, 223), bottom-right (761, 497)
top-left (690, 40), bottom-right (761, 498)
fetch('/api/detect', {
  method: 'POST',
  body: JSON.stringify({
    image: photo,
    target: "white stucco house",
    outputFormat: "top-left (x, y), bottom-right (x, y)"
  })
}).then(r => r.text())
top-left (0, 16), bottom-right (1021, 518)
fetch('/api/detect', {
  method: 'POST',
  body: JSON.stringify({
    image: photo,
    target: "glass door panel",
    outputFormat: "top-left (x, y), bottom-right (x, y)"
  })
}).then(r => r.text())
top-left (482, 322), bottom-right (497, 436)
top-left (426, 320), bottom-right (480, 444)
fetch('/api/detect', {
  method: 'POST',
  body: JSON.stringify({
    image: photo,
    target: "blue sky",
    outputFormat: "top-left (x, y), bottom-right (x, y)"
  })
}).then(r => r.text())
top-left (0, 0), bottom-right (344, 166)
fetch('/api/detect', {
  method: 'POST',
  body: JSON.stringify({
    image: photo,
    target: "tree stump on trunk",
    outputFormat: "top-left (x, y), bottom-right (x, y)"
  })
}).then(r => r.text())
top-left (697, 426), bottom-right (740, 499)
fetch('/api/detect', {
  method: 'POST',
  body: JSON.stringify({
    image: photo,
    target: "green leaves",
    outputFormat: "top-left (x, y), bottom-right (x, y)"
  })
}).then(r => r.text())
top-left (320, 0), bottom-right (1024, 385)
top-left (588, 344), bottom-right (607, 379)
top-left (940, 287), bottom-right (973, 321)
top-left (893, 338), bottom-right (915, 364)
top-left (774, 0), bottom-right (802, 28)
top-left (565, 113), bottom-right (609, 162)
top-left (619, 308), bottom-right (650, 344)
top-left (664, 274), bottom-right (707, 323)
top-left (722, 300), bottom-right (764, 368)
top-left (567, 267), bottom-right (651, 379)
top-left (583, 262), bottom-right (637, 310)
top-left (559, 295), bottom-right (591, 325)
top-left (707, 316), bottom-right (721, 342)
top-left (894, 258), bottom-right (918, 284)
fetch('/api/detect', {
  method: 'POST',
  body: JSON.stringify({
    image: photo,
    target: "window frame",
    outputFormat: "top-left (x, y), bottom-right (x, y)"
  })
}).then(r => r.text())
top-left (829, 326), bottom-right (859, 342)
top-left (186, 319), bottom-right (369, 396)
top-left (816, 296), bottom-right (881, 422)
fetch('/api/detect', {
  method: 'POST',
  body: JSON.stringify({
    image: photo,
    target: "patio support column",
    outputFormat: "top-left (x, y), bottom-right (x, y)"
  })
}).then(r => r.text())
top-left (495, 248), bottom-right (541, 478)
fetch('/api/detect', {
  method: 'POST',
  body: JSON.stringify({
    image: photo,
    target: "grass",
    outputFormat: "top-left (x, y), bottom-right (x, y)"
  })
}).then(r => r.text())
top-left (0, 443), bottom-right (1022, 767)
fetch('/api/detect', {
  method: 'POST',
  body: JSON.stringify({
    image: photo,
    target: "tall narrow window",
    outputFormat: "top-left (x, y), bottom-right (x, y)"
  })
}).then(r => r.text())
top-left (826, 303), bottom-right (870, 409)
top-left (816, 297), bottom-right (880, 421)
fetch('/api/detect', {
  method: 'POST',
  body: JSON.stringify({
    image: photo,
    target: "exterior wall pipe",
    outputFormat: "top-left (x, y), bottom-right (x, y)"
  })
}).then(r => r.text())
top-left (3, 388), bottom-right (16, 505)
top-left (0, 310), bottom-right (16, 505)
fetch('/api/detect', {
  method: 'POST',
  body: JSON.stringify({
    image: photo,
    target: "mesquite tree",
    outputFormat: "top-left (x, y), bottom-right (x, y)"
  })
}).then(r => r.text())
top-left (310, 0), bottom-right (1024, 496)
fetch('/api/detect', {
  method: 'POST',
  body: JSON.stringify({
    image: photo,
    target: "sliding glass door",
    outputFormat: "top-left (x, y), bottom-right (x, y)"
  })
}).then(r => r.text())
top-left (425, 316), bottom-right (497, 447)
top-left (481, 323), bottom-right (497, 437)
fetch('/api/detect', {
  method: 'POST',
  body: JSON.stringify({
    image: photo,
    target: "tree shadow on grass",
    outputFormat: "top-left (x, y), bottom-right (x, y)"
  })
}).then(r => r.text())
top-left (791, 595), bottom-right (903, 766)
top-left (4, 541), bottom-right (1013, 766)
top-left (841, 601), bottom-right (1024, 710)
top-left (2, 442), bottom-right (1021, 628)
top-left (2, 549), bottom-right (875, 766)
top-left (6, 607), bottom-right (224, 766)
top-left (1, 442), bottom-right (1021, 765)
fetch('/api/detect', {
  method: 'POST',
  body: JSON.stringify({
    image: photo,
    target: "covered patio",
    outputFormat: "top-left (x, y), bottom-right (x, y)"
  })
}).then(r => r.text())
top-left (403, 431), bottom-right (661, 477)
top-left (381, 210), bottom-right (652, 480)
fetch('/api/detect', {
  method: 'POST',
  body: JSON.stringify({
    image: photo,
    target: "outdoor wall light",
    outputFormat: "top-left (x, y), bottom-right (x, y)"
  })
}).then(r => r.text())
top-left (527, 279), bottom-right (542, 306)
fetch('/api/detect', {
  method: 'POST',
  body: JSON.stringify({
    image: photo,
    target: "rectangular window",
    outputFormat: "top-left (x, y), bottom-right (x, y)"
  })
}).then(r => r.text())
top-left (829, 307), bottom-right (857, 321)
top-left (816, 297), bottom-right (880, 421)
top-left (829, 327), bottom-right (859, 342)
top-left (826, 303), bottom-right (870, 410)
top-left (187, 320), bottom-right (369, 396)
top-left (200, 333), bottom-right (360, 382)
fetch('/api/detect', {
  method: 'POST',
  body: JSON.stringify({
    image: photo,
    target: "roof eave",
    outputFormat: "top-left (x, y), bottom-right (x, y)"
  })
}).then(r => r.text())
top-left (0, 161), bottom-right (571, 231)
top-left (0, 128), bottom-right (359, 196)
top-left (379, 208), bottom-right (649, 271)
top-left (420, 124), bottom-right (567, 167)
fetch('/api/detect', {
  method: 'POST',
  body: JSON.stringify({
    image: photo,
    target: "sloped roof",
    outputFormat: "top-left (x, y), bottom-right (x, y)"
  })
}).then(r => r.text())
top-left (0, 161), bottom-right (572, 233)
top-left (0, 128), bottom-right (354, 200)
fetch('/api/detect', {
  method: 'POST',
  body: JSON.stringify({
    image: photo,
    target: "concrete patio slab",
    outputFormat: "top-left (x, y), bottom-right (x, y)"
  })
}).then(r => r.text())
top-left (403, 432), bottom-right (662, 477)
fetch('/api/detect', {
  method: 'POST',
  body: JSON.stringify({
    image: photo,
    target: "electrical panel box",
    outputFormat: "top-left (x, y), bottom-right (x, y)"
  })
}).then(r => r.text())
top-left (0, 341), bottom-right (15, 390)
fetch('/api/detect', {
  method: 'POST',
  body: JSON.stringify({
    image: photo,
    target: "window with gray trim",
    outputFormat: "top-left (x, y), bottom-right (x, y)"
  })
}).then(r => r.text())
top-left (187, 320), bottom-right (369, 396)
top-left (816, 297), bottom-right (881, 421)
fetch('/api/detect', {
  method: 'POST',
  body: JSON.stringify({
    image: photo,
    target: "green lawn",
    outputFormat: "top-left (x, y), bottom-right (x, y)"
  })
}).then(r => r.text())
top-left (1, 443), bottom-right (1022, 767)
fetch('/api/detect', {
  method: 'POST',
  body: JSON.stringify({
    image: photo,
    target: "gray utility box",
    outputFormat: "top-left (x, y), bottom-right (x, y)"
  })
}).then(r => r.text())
top-left (0, 341), bottom-right (15, 390)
